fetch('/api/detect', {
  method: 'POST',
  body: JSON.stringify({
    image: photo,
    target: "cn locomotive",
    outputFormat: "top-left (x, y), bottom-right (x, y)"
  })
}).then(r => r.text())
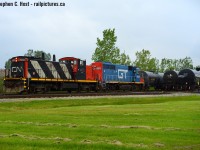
top-left (3, 54), bottom-right (144, 93)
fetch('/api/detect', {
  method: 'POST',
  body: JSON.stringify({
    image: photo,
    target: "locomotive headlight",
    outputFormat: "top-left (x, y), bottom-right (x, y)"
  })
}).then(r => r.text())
top-left (12, 57), bottom-right (18, 62)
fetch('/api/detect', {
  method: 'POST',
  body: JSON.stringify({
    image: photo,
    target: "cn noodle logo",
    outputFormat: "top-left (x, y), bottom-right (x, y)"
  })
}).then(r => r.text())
top-left (12, 67), bottom-right (22, 72)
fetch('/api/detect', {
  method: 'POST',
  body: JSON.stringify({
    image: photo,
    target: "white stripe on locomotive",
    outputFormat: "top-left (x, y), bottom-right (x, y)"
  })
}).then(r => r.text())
top-left (46, 62), bottom-right (61, 78)
top-left (60, 64), bottom-right (72, 79)
top-left (30, 60), bottom-right (46, 78)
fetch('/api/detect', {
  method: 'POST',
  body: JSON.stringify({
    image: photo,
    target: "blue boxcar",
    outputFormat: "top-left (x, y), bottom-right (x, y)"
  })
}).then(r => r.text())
top-left (102, 62), bottom-right (141, 83)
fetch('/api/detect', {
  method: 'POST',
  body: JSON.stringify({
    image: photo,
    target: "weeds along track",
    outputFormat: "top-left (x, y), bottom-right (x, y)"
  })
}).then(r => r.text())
top-left (0, 91), bottom-right (169, 100)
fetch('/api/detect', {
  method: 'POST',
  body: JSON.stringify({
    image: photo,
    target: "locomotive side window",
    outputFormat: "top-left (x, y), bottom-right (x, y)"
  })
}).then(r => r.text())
top-left (135, 68), bottom-right (139, 74)
top-left (80, 60), bottom-right (84, 66)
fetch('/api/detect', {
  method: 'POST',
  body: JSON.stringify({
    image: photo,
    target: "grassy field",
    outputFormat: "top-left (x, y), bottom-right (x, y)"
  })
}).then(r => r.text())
top-left (0, 95), bottom-right (200, 150)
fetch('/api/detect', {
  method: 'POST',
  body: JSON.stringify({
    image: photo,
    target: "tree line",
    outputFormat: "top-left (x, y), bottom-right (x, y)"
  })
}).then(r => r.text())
top-left (92, 28), bottom-right (198, 72)
top-left (4, 28), bottom-right (199, 72)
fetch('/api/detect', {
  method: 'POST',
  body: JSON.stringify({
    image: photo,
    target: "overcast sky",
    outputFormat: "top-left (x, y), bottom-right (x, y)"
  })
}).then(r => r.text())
top-left (0, 0), bottom-right (200, 68)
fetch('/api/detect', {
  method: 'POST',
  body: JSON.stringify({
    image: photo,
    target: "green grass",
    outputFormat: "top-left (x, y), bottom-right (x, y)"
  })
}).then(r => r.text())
top-left (0, 95), bottom-right (200, 149)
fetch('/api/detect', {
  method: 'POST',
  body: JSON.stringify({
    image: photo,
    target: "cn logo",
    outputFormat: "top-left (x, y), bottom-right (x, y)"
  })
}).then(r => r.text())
top-left (12, 67), bottom-right (22, 72)
top-left (118, 69), bottom-right (128, 79)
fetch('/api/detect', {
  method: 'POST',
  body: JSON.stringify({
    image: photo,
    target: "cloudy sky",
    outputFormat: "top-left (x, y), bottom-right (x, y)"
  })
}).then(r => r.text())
top-left (0, 0), bottom-right (200, 68)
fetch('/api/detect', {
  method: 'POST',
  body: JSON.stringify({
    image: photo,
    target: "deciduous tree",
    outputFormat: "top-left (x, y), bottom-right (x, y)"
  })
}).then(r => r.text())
top-left (24, 49), bottom-right (51, 61)
top-left (4, 60), bottom-right (11, 69)
top-left (92, 28), bottom-right (129, 64)
top-left (196, 66), bottom-right (200, 71)
top-left (133, 49), bottom-right (159, 72)
top-left (5, 50), bottom-right (52, 69)
top-left (120, 51), bottom-right (131, 65)
top-left (159, 57), bottom-right (193, 72)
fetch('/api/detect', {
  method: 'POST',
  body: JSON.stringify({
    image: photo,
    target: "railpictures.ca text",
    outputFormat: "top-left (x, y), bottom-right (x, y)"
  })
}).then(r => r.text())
top-left (0, 1), bottom-right (66, 7)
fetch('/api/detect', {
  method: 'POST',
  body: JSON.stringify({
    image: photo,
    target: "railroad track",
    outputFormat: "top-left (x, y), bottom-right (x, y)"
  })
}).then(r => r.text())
top-left (0, 91), bottom-right (168, 99)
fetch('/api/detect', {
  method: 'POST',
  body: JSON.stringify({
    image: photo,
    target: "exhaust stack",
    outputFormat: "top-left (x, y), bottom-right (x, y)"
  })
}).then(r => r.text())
top-left (42, 53), bottom-right (45, 60)
top-left (53, 54), bottom-right (56, 61)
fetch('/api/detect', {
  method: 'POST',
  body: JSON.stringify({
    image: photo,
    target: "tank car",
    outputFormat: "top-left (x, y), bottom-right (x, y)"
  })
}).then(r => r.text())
top-left (163, 70), bottom-right (179, 90)
top-left (139, 71), bottom-right (163, 90)
top-left (178, 69), bottom-right (200, 91)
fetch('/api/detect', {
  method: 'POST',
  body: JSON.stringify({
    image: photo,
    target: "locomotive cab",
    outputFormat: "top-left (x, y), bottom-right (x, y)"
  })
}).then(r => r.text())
top-left (4, 56), bottom-right (30, 93)
top-left (132, 67), bottom-right (141, 82)
top-left (6, 56), bottom-right (30, 78)
top-left (59, 57), bottom-right (86, 80)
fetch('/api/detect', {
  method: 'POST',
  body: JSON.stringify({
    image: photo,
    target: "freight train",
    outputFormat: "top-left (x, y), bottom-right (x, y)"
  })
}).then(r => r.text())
top-left (3, 54), bottom-right (200, 94)
top-left (139, 69), bottom-right (200, 91)
top-left (3, 54), bottom-right (144, 93)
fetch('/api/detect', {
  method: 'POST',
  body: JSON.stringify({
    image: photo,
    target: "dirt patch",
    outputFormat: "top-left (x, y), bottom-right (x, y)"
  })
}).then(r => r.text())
top-left (100, 125), bottom-right (110, 128)
top-left (110, 140), bottom-right (123, 145)
top-left (174, 144), bottom-right (200, 150)
top-left (81, 139), bottom-right (92, 144)
top-left (68, 124), bottom-right (78, 128)
top-left (165, 127), bottom-right (181, 131)
top-left (3, 133), bottom-right (72, 143)
top-left (154, 143), bottom-right (165, 147)
top-left (9, 133), bottom-right (24, 138)
top-left (118, 125), bottom-right (154, 130)
top-left (129, 143), bottom-right (148, 148)
top-left (0, 134), bottom-right (8, 138)
top-left (0, 120), bottom-right (78, 128)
